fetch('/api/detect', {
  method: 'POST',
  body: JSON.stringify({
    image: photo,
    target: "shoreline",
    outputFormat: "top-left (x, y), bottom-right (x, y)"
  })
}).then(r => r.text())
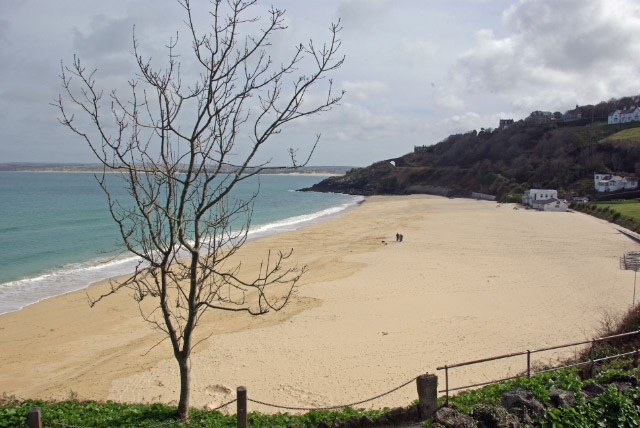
top-left (0, 193), bottom-right (363, 316)
top-left (1, 195), bottom-right (637, 411)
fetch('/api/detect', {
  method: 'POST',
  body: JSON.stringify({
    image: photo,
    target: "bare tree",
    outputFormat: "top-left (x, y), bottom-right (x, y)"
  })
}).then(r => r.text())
top-left (54, 0), bottom-right (343, 419)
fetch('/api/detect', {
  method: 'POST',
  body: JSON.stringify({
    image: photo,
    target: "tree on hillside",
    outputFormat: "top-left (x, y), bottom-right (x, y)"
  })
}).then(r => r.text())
top-left (55, 0), bottom-right (343, 419)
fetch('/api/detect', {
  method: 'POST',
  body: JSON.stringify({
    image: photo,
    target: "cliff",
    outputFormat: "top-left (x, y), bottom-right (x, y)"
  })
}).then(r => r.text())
top-left (303, 120), bottom-right (640, 201)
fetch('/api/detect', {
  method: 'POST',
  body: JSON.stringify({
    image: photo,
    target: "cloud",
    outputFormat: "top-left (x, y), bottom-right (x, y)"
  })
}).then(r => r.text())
top-left (342, 80), bottom-right (389, 101)
top-left (337, 0), bottom-right (390, 31)
top-left (446, 0), bottom-right (640, 113)
top-left (436, 88), bottom-right (465, 110)
top-left (72, 15), bottom-right (136, 58)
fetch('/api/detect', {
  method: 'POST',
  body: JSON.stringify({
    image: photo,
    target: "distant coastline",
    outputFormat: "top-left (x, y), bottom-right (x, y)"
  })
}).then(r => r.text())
top-left (0, 163), bottom-right (352, 176)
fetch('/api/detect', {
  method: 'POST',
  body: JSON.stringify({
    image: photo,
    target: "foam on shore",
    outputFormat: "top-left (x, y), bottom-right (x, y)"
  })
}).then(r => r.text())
top-left (0, 194), bottom-right (363, 315)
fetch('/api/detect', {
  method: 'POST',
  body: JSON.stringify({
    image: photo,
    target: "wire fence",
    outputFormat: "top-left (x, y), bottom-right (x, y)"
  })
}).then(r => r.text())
top-left (21, 330), bottom-right (640, 427)
top-left (24, 375), bottom-right (424, 428)
top-left (436, 329), bottom-right (640, 405)
top-left (246, 375), bottom-right (419, 412)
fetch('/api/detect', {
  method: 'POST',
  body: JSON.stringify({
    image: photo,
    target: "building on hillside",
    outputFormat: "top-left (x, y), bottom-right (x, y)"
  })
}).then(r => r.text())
top-left (522, 189), bottom-right (568, 211)
top-left (414, 145), bottom-right (429, 153)
top-left (526, 111), bottom-right (553, 124)
top-left (563, 106), bottom-right (582, 122)
top-left (608, 106), bottom-right (640, 124)
top-left (594, 173), bottom-right (639, 192)
top-left (498, 119), bottom-right (514, 130)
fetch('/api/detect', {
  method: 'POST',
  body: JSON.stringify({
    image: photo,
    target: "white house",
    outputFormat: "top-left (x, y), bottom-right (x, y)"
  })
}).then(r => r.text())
top-left (522, 189), bottom-right (558, 205)
top-left (532, 198), bottom-right (569, 212)
top-left (522, 189), bottom-right (568, 211)
top-left (594, 173), bottom-right (639, 192)
top-left (608, 107), bottom-right (640, 124)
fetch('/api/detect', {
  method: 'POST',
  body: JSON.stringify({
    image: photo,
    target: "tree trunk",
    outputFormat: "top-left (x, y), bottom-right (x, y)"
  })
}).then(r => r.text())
top-left (177, 356), bottom-right (191, 420)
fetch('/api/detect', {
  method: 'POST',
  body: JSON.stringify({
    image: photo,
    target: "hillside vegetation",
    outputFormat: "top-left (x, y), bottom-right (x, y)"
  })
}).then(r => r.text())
top-left (305, 119), bottom-right (640, 201)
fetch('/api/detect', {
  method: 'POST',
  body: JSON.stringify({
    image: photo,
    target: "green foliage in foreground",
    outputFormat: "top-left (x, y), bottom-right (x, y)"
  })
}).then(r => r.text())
top-left (4, 369), bottom-right (640, 428)
top-left (444, 370), bottom-right (582, 415)
top-left (439, 367), bottom-right (640, 428)
top-left (0, 398), bottom-right (390, 428)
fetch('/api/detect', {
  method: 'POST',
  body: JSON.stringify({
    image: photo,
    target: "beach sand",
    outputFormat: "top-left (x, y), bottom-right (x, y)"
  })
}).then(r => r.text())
top-left (0, 195), bottom-right (637, 412)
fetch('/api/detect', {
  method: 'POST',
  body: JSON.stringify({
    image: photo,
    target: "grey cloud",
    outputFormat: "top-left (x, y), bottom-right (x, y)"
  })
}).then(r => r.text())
top-left (0, 19), bottom-right (10, 43)
top-left (449, 0), bottom-right (640, 113)
top-left (504, 0), bottom-right (639, 71)
top-left (337, 0), bottom-right (390, 32)
top-left (72, 15), bottom-right (136, 58)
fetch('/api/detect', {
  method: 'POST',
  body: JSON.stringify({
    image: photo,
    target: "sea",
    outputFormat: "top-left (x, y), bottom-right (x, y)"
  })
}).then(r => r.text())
top-left (0, 172), bottom-right (362, 315)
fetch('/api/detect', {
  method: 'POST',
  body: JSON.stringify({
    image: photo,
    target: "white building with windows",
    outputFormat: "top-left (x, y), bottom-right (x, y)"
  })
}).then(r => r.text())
top-left (608, 107), bottom-right (640, 124)
top-left (594, 173), bottom-right (638, 192)
top-left (522, 189), bottom-right (568, 211)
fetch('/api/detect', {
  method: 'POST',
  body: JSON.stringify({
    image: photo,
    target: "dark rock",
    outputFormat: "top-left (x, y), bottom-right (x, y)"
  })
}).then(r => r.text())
top-left (581, 382), bottom-right (605, 397)
top-left (342, 415), bottom-right (359, 428)
top-left (507, 408), bottom-right (531, 426)
top-left (358, 415), bottom-right (373, 427)
top-left (613, 382), bottom-right (633, 392)
top-left (316, 422), bottom-right (330, 428)
top-left (500, 388), bottom-right (545, 418)
top-left (611, 374), bottom-right (638, 387)
top-left (406, 404), bottom-right (420, 421)
top-left (373, 414), bottom-right (389, 426)
top-left (433, 407), bottom-right (478, 428)
top-left (386, 407), bottom-right (406, 423)
top-left (331, 419), bottom-right (342, 428)
top-left (549, 387), bottom-right (576, 408)
top-left (471, 404), bottom-right (520, 428)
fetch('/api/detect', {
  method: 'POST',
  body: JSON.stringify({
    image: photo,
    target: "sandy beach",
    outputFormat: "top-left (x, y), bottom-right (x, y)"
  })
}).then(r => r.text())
top-left (0, 195), bottom-right (638, 412)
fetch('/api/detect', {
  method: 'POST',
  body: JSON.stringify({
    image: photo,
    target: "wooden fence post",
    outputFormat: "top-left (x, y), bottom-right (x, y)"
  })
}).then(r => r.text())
top-left (590, 339), bottom-right (597, 377)
top-left (416, 373), bottom-right (438, 420)
top-left (27, 407), bottom-right (41, 428)
top-left (237, 386), bottom-right (247, 428)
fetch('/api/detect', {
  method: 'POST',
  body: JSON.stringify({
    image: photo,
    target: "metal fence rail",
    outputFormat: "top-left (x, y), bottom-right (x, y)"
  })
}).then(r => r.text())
top-left (436, 329), bottom-right (640, 405)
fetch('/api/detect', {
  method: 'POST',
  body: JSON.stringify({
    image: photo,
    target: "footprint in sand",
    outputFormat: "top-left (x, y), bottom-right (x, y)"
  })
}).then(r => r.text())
top-left (205, 384), bottom-right (231, 397)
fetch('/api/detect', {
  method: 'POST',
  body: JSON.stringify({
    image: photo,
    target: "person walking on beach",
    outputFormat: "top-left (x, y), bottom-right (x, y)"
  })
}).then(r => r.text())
top-left (396, 233), bottom-right (400, 242)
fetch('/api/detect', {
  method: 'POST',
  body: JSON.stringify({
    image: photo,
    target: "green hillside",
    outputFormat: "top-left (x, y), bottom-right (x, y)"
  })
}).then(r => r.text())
top-left (306, 119), bottom-right (640, 201)
top-left (602, 127), bottom-right (640, 142)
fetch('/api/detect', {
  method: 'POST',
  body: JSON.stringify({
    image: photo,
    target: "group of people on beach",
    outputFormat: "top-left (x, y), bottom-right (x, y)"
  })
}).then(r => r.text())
top-left (395, 233), bottom-right (404, 242)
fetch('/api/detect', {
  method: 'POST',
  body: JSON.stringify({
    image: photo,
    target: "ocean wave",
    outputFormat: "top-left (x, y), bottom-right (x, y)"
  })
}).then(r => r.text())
top-left (0, 194), bottom-right (364, 315)
top-left (248, 195), bottom-right (364, 237)
top-left (0, 253), bottom-right (143, 314)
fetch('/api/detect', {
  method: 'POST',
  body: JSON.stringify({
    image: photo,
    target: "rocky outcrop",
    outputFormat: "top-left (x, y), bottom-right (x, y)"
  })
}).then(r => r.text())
top-left (501, 388), bottom-right (545, 419)
top-left (549, 387), bottom-right (576, 408)
top-left (471, 404), bottom-right (520, 428)
top-left (581, 382), bottom-right (606, 397)
top-left (433, 407), bottom-right (478, 428)
top-left (299, 371), bottom-right (640, 428)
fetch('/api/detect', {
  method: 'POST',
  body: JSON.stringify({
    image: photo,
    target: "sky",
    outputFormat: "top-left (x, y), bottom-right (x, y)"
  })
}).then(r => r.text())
top-left (1, 0), bottom-right (639, 167)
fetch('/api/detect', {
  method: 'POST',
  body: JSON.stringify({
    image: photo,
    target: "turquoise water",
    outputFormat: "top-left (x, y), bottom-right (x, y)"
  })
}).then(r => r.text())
top-left (0, 172), bottom-right (360, 314)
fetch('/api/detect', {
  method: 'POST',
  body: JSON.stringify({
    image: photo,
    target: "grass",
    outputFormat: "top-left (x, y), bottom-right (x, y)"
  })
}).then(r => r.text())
top-left (592, 200), bottom-right (640, 222)
top-left (601, 127), bottom-right (640, 142)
